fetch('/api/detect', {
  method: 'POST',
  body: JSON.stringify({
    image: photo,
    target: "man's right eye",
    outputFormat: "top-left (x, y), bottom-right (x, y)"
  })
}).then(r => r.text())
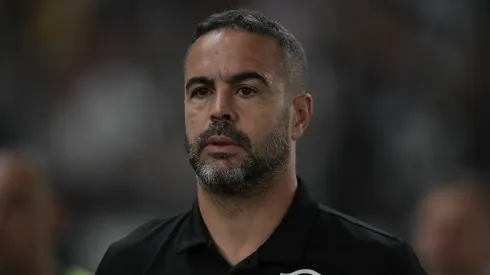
top-left (191, 88), bottom-right (212, 99)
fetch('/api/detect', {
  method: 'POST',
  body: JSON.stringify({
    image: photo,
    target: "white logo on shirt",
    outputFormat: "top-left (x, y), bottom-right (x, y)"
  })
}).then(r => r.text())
top-left (280, 269), bottom-right (322, 275)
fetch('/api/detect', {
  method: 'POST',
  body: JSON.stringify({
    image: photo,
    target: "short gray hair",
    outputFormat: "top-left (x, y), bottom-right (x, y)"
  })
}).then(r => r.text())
top-left (188, 8), bottom-right (308, 95)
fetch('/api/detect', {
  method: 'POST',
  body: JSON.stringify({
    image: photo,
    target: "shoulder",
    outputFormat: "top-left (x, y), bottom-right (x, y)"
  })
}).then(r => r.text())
top-left (95, 213), bottom-right (189, 275)
top-left (316, 204), bottom-right (403, 247)
top-left (311, 205), bottom-right (426, 274)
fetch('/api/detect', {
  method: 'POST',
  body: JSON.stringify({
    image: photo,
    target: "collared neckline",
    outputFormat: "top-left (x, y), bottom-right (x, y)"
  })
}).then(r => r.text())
top-left (175, 176), bottom-right (319, 265)
top-left (175, 199), bottom-right (210, 254)
top-left (256, 176), bottom-right (319, 264)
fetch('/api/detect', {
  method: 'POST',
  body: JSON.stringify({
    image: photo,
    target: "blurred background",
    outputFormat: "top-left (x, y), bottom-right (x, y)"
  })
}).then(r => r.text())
top-left (1, 0), bottom-right (489, 272)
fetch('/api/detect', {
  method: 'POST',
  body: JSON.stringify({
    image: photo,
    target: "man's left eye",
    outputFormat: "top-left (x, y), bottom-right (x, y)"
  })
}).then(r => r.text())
top-left (237, 87), bottom-right (257, 97)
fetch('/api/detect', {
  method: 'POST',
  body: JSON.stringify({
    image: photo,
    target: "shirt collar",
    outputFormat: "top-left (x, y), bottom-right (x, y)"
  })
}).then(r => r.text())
top-left (175, 199), bottom-right (210, 254)
top-left (175, 176), bottom-right (319, 264)
top-left (257, 176), bottom-right (319, 264)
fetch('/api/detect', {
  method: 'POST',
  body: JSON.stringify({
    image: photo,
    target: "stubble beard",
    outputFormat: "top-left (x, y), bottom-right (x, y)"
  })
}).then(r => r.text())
top-left (185, 114), bottom-right (290, 200)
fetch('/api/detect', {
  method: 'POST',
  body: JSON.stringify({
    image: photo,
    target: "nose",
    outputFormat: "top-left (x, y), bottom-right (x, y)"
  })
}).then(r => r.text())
top-left (210, 89), bottom-right (237, 123)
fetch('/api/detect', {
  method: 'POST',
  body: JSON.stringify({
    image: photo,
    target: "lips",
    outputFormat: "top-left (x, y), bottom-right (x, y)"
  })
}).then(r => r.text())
top-left (202, 136), bottom-right (242, 154)
top-left (204, 136), bottom-right (239, 147)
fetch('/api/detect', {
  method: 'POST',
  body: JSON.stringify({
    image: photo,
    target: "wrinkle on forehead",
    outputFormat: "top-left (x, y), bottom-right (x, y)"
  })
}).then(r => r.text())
top-left (185, 29), bottom-right (285, 87)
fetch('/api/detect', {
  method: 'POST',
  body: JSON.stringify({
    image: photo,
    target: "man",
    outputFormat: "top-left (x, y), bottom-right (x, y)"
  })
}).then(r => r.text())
top-left (95, 9), bottom-right (426, 275)
top-left (414, 180), bottom-right (490, 275)
top-left (0, 151), bottom-right (92, 275)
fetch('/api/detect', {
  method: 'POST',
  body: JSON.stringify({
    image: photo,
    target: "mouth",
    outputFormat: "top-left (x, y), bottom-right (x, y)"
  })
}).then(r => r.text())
top-left (203, 135), bottom-right (240, 154)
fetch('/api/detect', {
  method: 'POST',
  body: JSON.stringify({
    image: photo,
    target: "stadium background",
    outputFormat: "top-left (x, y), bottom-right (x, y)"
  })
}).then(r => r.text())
top-left (1, 0), bottom-right (489, 271)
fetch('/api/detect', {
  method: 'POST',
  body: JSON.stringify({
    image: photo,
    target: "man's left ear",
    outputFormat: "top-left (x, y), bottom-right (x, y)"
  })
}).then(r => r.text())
top-left (291, 93), bottom-right (312, 141)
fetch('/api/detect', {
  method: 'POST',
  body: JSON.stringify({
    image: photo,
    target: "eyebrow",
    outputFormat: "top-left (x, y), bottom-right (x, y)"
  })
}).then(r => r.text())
top-left (185, 71), bottom-right (270, 93)
top-left (225, 71), bottom-right (270, 87)
top-left (185, 76), bottom-right (213, 93)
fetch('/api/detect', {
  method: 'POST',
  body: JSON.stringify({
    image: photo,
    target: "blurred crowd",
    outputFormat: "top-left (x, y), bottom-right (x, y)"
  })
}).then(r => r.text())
top-left (0, 0), bottom-right (489, 273)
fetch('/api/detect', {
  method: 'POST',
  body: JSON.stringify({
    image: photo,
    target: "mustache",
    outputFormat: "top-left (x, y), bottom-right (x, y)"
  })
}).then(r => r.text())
top-left (195, 121), bottom-right (251, 153)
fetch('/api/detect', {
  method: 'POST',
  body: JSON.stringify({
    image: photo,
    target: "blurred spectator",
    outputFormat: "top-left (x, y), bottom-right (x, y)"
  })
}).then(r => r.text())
top-left (413, 177), bottom-right (490, 275)
top-left (0, 149), bottom-right (91, 275)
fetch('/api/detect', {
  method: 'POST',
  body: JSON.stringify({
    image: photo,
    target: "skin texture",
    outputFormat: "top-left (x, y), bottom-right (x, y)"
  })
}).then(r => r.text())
top-left (414, 186), bottom-right (490, 275)
top-left (0, 154), bottom-right (59, 275)
top-left (185, 28), bottom-right (291, 199)
top-left (184, 29), bottom-right (312, 265)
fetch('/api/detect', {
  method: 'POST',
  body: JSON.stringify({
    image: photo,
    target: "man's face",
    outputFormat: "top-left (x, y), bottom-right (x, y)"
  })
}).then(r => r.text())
top-left (184, 29), bottom-right (293, 197)
top-left (414, 188), bottom-right (490, 275)
top-left (0, 160), bottom-right (53, 274)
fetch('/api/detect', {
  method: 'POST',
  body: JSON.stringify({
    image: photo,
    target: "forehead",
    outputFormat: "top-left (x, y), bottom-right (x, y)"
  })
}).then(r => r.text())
top-left (185, 29), bottom-right (284, 80)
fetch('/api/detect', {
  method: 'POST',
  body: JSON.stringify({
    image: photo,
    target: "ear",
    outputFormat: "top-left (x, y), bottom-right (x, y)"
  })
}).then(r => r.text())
top-left (291, 93), bottom-right (313, 141)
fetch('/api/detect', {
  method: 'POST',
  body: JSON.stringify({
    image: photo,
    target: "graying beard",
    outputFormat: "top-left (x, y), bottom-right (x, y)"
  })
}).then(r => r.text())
top-left (198, 164), bottom-right (246, 189)
top-left (189, 108), bottom-right (291, 198)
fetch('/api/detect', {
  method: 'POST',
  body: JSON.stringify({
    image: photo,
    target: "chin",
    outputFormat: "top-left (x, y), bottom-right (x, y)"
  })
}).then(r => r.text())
top-left (201, 152), bottom-right (247, 164)
top-left (200, 155), bottom-right (248, 170)
top-left (198, 165), bottom-right (248, 185)
top-left (201, 159), bottom-right (241, 171)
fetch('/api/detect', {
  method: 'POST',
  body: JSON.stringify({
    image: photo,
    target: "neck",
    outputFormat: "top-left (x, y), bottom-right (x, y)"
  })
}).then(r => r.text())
top-left (197, 169), bottom-right (298, 266)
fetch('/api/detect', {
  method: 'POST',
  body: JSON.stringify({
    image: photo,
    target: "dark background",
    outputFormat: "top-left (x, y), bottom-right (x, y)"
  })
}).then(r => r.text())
top-left (1, 0), bottom-right (489, 270)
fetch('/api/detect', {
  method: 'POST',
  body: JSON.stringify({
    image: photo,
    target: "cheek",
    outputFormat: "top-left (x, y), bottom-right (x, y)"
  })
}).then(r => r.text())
top-left (185, 108), bottom-right (206, 141)
top-left (241, 119), bottom-right (282, 147)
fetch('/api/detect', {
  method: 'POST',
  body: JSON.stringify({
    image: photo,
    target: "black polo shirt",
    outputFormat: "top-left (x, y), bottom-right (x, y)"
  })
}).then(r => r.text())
top-left (95, 178), bottom-right (427, 275)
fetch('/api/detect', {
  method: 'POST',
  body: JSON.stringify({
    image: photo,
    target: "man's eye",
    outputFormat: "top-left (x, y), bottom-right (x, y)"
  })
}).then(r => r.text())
top-left (237, 87), bottom-right (257, 98)
top-left (192, 88), bottom-right (211, 99)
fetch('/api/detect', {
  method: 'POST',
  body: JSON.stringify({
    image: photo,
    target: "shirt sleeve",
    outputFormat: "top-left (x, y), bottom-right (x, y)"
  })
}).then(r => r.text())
top-left (384, 241), bottom-right (428, 275)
